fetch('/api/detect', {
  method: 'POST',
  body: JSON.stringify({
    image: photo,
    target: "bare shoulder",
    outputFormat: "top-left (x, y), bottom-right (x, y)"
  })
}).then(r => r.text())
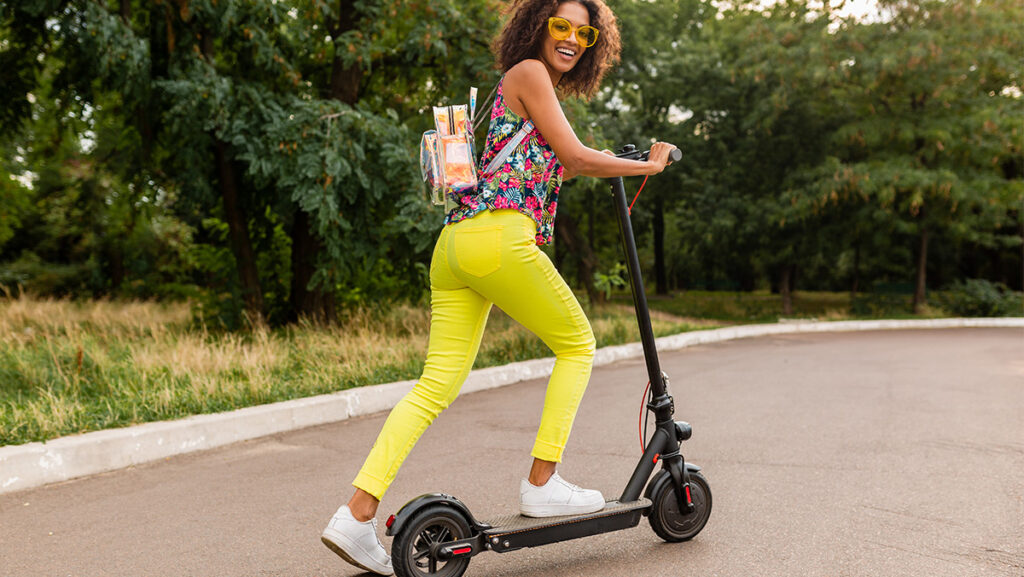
top-left (503, 60), bottom-right (557, 119)
top-left (506, 59), bottom-right (549, 79)
top-left (504, 59), bottom-right (555, 94)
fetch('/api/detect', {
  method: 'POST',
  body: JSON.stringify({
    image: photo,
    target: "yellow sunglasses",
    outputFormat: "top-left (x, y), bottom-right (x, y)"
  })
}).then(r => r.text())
top-left (547, 17), bottom-right (599, 48)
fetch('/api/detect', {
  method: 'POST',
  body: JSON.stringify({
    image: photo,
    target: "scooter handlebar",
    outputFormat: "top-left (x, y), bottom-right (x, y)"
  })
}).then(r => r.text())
top-left (615, 145), bottom-right (681, 163)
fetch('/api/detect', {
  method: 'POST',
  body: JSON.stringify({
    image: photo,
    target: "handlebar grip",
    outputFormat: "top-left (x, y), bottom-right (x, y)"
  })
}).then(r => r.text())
top-left (615, 145), bottom-right (681, 163)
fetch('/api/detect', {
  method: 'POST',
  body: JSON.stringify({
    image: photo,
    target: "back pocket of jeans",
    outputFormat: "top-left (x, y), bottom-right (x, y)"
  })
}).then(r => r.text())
top-left (454, 226), bottom-right (502, 278)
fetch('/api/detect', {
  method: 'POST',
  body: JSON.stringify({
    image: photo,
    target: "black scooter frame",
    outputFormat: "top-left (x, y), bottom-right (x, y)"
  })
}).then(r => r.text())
top-left (387, 145), bottom-right (700, 563)
top-left (611, 145), bottom-right (695, 515)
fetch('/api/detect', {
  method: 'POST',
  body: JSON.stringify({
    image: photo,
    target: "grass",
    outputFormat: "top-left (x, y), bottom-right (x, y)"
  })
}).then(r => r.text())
top-left (0, 295), bottom-right (716, 446)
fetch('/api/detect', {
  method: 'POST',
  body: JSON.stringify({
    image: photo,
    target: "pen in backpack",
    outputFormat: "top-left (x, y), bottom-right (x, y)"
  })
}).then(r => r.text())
top-left (470, 87), bottom-right (478, 127)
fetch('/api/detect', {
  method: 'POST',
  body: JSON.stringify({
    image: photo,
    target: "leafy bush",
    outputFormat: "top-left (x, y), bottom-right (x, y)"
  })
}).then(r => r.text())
top-left (938, 279), bottom-right (1023, 317)
top-left (0, 252), bottom-right (93, 296)
top-left (594, 263), bottom-right (628, 300)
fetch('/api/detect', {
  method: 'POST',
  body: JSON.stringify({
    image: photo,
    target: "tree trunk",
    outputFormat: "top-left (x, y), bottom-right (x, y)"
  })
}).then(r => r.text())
top-left (703, 253), bottom-right (714, 291)
top-left (329, 0), bottom-right (361, 105)
top-left (120, 0), bottom-right (154, 162)
top-left (653, 195), bottom-right (667, 295)
top-left (851, 240), bottom-right (861, 299)
top-left (554, 225), bottom-right (567, 269)
top-left (1018, 213), bottom-right (1023, 292)
top-left (288, 0), bottom-right (360, 323)
top-left (587, 190), bottom-right (595, 253)
top-left (555, 210), bottom-right (600, 305)
top-left (329, 54), bottom-right (361, 105)
top-left (912, 224), bottom-right (929, 314)
top-left (106, 242), bottom-right (125, 293)
top-left (215, 140), bottom-right (264, 322)
top-left (198, 25), bottom-right (263, 322)
top-left (780, 264), bottom-right (795, 315)
top-left (289, 210), bottom-right (336, 324)
top-left (289, 210), bottom-right (337, 322)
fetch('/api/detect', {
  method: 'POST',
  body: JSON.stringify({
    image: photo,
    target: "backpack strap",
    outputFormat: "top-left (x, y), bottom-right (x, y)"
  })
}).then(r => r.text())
top-left (480, 120), bottom-right (534, 178)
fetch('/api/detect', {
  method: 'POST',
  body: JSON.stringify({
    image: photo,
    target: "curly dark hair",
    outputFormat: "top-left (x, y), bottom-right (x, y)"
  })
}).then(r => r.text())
top-left (493, 0), bottom-right (622, 99)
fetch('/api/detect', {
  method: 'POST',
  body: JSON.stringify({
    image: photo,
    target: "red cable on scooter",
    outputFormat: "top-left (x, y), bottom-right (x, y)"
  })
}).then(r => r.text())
top-left (628, 175), bottom-right (649, 215)
top-left (639, 380), bottom-right (651, 452)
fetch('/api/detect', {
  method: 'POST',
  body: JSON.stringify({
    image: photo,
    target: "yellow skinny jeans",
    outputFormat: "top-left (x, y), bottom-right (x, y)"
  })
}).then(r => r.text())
top-left (353, 209), bottom-right (596, 500)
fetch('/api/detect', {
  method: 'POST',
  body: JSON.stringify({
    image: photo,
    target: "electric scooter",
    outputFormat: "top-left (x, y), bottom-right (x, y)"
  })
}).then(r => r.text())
top-left (385, 145), bottom-right (711, 577)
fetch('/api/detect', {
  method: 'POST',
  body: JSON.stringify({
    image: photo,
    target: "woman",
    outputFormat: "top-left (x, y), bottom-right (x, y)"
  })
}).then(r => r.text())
top-left (322, 1), bottom-right (676, 574)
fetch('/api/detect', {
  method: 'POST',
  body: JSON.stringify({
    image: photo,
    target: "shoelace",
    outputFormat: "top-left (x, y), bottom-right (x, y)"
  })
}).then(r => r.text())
top-left (369, 518), bottom-right (390, 554)
top-left (554, 475), bottom-right (585, 492)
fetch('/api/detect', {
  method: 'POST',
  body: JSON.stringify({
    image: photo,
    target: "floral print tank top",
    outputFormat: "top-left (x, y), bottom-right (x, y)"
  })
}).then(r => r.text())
top-left (444, 77), bottom-right (564, 245)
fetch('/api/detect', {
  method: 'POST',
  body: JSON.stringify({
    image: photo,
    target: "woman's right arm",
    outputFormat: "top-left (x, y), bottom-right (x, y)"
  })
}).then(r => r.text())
top-left (504, 60), bottom-right (675, 178)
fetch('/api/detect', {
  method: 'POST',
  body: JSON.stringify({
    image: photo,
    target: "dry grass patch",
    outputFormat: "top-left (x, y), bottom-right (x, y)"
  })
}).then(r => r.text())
top-left (0, 295), bottom-right (716, 445)
top-left (1, 295), bottom-right (190, 347)
top-left (131, 329), bottom-right (281, 380)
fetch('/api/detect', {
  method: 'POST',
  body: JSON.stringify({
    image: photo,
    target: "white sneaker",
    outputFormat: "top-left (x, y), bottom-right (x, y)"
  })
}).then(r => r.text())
top-left (321, 505), bottom-right (394, 576)
top-left (519, 472), bottom-right (606, 518)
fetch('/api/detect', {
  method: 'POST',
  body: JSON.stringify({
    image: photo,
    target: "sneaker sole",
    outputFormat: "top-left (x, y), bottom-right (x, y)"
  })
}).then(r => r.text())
top-left (519, 500), bottom-right (606, 518)
top-left (321, 527), bottom-right (393, 576)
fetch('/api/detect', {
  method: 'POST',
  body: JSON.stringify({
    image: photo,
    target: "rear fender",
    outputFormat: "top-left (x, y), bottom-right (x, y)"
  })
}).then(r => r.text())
top-left (385, 493), bottom-right (491, 537)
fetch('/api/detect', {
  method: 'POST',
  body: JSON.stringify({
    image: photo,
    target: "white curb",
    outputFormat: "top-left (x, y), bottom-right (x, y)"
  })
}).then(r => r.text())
top-left (1, 318), bottom-right (1021, 495)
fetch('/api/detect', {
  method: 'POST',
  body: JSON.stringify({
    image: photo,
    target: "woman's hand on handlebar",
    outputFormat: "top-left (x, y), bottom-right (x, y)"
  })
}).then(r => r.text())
top-left (645, 142), bottom-right (678, 175)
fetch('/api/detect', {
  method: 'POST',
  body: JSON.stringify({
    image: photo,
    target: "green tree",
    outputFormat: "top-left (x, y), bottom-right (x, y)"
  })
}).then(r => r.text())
top-left (820, 0), bottom-right (1024, 311)
top-left (2, 0), bottom-right (501, 324)
top-left (666, 0), bottom-right (842, 310)
top-left (591, 0), bottom-right (705, 296)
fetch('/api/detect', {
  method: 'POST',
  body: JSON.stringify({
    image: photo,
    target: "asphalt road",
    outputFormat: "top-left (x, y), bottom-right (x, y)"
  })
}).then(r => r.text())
top-left (2, 328), bottom-right (1022, 577)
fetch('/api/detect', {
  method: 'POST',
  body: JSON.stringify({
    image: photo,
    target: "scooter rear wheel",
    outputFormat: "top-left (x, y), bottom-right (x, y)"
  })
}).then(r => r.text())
top-left (392, 505), bottom-right (472, 577)
top-left (648, 471), bottom-right (712, 542)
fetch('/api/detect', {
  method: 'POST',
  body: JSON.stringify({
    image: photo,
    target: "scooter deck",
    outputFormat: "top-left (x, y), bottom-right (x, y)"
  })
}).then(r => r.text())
top-left (480, 499), bottom-right (652, 552)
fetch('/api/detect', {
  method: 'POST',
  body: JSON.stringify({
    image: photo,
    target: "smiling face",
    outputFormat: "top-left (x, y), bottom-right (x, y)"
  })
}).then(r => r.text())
top-left (538, 1), bottom-right (591, 82)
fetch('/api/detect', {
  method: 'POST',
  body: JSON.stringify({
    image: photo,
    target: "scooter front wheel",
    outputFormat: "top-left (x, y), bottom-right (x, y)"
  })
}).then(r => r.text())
top-left (648, 470), bottom-right (712, 542)
top-left (392, 505), bottom-right (472, 577)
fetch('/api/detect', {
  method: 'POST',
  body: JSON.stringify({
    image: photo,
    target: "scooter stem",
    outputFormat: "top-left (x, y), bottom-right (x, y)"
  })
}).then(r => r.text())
top-left (606, 173), bottom-right (666, 400)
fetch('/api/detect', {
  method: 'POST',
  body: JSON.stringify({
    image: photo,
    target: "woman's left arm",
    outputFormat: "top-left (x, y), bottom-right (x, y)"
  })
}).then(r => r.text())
top-left (507, 61), bottom-right (671, 179)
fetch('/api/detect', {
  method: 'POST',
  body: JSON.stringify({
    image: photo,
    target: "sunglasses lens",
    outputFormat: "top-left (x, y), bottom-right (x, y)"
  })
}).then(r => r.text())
top-left (577, 26), bottom-right (598, 47)
top-left (549, 18), bottom-right (572, 40)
